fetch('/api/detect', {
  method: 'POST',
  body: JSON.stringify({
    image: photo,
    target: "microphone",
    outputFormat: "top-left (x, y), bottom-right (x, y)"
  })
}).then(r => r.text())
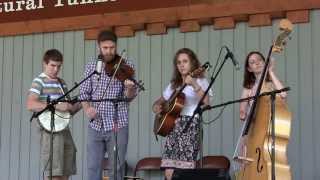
top-left (96, 55), bottom-right (103, 74)
top-left (96, 55), bottom-right (103, 80)
top-left (225, 46), bottom-right (240, 70)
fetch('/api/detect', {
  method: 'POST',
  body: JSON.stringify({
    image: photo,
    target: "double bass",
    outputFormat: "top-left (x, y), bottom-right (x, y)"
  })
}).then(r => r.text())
top-left (233, 19), bottom-right (293, 180)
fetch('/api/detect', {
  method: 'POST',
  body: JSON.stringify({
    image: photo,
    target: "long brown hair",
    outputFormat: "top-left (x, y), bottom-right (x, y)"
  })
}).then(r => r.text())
top-left (243, 51), bottom-right (271, 89)
top-left (171, 48), bottom-right (203, 89)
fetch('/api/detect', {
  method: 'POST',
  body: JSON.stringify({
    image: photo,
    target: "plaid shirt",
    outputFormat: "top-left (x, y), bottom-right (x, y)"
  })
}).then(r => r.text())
top-left (80, 57), bottom-right (135, 132)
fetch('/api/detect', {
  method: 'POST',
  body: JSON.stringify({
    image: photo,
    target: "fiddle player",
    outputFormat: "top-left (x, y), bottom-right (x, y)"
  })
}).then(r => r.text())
top-left (80, 30), bottom-right (137, 180)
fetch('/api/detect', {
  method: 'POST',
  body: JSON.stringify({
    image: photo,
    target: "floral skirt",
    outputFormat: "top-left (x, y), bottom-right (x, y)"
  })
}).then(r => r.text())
top-left (161, 115), bottom-right (200, 169)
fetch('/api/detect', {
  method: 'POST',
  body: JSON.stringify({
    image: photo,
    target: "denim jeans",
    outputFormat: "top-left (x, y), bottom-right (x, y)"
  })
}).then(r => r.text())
top-left (87, 126), bottom-right (128, 180)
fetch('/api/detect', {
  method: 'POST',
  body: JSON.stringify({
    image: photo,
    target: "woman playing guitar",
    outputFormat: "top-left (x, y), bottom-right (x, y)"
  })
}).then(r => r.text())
top-left (152, 48), bottom-right (212, 180)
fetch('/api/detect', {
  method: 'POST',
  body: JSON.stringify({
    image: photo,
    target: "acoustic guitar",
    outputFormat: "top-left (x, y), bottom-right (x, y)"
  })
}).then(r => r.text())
top-left (153, 62), bottom-right (210, 137)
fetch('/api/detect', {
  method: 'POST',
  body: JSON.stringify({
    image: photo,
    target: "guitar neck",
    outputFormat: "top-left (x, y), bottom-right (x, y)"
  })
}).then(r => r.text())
top-left (168, 84), bottom-right (187, 102)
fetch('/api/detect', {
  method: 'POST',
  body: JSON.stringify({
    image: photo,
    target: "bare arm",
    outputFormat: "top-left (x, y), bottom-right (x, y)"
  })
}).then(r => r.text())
top-left (185, 75), bottom-right (210, 106)
top-left (152, 96), bottom-right (166, 114)
top-left (239, 88), bottom-right (250, 121)
top-left (26, 93), bottom-right (75, 113)
top-left (269, 71), bottom-right (287, 98)
top-left (69, 102), bottom-right (82, 115)
top-left (192, 83), bottom-right (210, 105)
top-left (268, 58), bottom-right (287, 98)
top-left (26, 93), bottom-right (47, 112)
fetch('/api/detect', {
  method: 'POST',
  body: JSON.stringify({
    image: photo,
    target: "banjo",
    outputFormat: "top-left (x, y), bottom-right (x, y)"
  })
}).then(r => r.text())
top-left (37, 78), bottom-right (72, 133)
top-left (38, 110), bottom-right (71, 132)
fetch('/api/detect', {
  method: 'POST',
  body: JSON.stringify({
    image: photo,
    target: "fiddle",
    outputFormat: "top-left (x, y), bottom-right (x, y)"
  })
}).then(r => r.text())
top-left (102, 54), bottom-right (145, 91)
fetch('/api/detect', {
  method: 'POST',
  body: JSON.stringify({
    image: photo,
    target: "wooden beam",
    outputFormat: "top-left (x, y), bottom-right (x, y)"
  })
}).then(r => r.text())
top-left (180, 20), bottom-right (201, 33)
top-left (270, 11), bottom-right (286, 19)
top-left (146, 23), bottom-right (167, 35)
top-left (131, 23), bottom-right (145, 31)
top-left (85, 27), bottom-right (113, 40)
top-left (249, 14), bottom-right (272, 27)
top-left (198, 18), bottom-right (213, 25)
top-left (233, 14), bottom-right (249, 22)
top-left (214, 17), bottom-right (235, 29)
top-left (114, 26), bottom-right (135, 37)
top-left (286, 10), bottom-right (309, 24)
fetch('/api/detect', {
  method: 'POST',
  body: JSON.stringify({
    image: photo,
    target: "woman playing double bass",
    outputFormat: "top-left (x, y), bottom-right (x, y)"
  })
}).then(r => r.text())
top-left (234, 51), bottom-right (292, 180)
top-left (239, 51), bottom-right (287, 121)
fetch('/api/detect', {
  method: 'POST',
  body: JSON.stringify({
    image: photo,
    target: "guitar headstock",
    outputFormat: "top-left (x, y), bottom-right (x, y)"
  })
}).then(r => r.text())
top-left (272, 19), bottom-right (293, 53)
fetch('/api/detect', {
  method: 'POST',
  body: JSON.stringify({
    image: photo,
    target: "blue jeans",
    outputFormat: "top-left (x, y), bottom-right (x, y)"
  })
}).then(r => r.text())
top-left (87, 126), bottom-right (128, 180)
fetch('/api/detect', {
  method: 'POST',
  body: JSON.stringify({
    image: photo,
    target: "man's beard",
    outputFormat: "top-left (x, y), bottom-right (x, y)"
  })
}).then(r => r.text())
top-left (103, 54), bottom-right (115, 63)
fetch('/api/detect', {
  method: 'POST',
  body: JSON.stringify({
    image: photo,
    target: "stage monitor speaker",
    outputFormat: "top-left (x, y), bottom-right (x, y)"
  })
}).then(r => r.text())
top-left (172, 168), bottom-right (231, 180)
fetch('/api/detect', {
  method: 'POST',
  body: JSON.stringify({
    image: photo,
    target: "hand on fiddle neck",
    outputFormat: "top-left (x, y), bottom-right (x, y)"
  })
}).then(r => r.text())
top-left (124, 79), bottom-right (136, 99)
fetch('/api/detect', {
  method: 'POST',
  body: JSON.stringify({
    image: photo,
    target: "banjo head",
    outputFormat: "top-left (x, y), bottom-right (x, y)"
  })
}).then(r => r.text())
top-left (38, 110), bottom-right (71, 133)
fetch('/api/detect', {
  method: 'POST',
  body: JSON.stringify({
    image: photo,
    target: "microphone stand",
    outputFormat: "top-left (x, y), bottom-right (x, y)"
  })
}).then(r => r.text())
top-left (201, 87), bottom-right (290, 111)
top-left (29, 69), bottom-right (100, 180)
top-left (112, 97), bottom-right (120, 180)
top-left (184, 47), bottom-right (234, 168)
top-left (47, 95), bottom-right (54, 180)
